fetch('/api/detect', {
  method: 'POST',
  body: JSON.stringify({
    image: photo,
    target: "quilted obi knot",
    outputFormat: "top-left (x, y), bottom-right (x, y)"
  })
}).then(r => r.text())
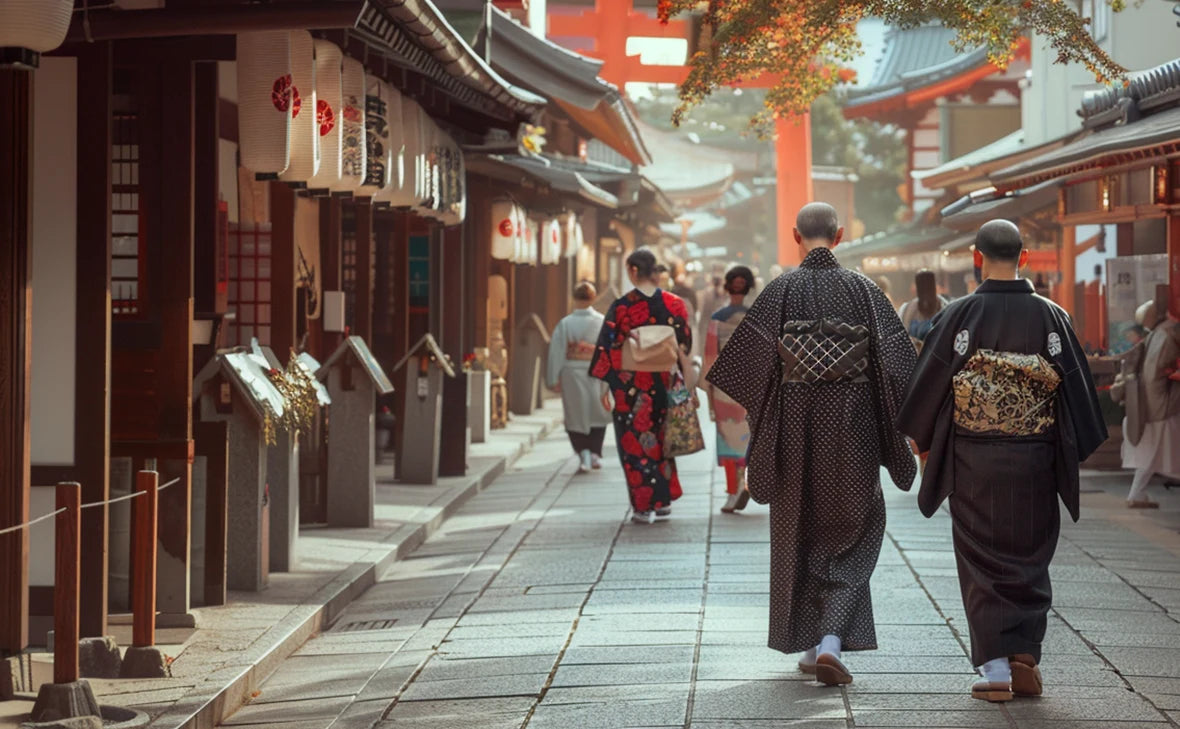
top-left (777, 318), bottom-right (871, 384)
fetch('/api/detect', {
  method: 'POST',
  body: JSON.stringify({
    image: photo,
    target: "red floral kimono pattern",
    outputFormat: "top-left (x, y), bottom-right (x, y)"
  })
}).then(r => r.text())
top-left (589, 289), bottom-right (692, 512)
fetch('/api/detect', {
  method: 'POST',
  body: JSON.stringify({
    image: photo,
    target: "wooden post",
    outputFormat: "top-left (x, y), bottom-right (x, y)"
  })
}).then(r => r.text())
top-left (54, 483), bottom-right (81, 684)
top-left (0, 67), bottom-right (33, 655)
top-left (196, 421), bottom-right (228, 607)
top-left (355, 199), bottom-right (373, 343)
top-left (271, 182), bottom-right (296, 356)
top-left (132, 470), bottom-right (158, 647)
top-left (75, 41), bottom-right (113, 641)
top-left (1169, 212), bottom-right (1180, 320)
top-left (318, 197), bottom-right (342, 358)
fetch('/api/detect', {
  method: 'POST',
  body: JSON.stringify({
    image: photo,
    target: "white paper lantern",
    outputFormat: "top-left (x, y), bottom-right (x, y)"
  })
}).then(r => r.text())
top-left (357, 76), bottom-right (393, 197)
top-left (371, 82), bottom-right (406, 208)
top-left (513, 206), bottom-right (528, 263)
top-left (0, 0), bottom-right (72, 66)
top-left (330, 57), bottom-right (367, 195)
top-left (561, 214), bottom-right (578, 257)
top-left (236, 31), bottom-right (291, 177)
top-left (490, 200), bottom-right (517, 260)
top-left (526, 217), bottom-right (540, 266)
top-left (278, 30), bottom-right (319, 186)
top-left (438, 131), bottom-right (466, 227)
top-left (306, 40), bottom-right (343, 193)
top-left (542, 219), bottom-right (562, 265)
top-left (387, 96), bottom-right (425, 206)
top-left (574, 221), bottom-right (585, 255)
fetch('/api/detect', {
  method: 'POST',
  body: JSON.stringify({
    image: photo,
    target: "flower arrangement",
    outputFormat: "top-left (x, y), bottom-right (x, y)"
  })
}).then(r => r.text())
top-left (262, 355), bottom-right (322, 445)
top-left (462, 350), bottom-right (489, 373)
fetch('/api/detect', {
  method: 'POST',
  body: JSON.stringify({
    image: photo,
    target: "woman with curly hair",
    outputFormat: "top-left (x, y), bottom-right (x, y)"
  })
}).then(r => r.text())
top-left (701, 266), bottom-right (755, 513)
top-left (589, 248), bottom-right (694, 524)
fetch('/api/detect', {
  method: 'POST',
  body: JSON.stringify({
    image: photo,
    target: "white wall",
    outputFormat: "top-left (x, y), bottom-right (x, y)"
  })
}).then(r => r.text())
top-left (30, 57), bottom-right (77, 467)
top-left (1023, 3), bottom-right (1180, 146)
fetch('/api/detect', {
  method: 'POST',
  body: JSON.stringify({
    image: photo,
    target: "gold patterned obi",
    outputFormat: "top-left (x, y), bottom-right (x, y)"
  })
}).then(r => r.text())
top-left (953, 349), bottom-right (1061, 436)
top-left (778, 318), bottom-right (870, 384)
top-left (566, 340), bottom-right (596, 361)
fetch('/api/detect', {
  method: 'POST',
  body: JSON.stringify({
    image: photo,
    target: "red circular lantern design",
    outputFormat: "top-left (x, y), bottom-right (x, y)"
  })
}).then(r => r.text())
top-left (498, 218), bottom-right (514, 237)
top-left (271, 74), bottom-right (293, 112)
top-left (290, 85), bottom-right (302, 118)
top-left (316, 99), bottom-right (335, 136)
top-left (342, 104), bottom-right (361, 123)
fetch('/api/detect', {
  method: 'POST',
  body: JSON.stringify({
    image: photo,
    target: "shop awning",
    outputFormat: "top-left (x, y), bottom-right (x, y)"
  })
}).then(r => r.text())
top-left (834, 224), bottom-right (963, 263)
top-left (466, 154), bottom-right (620, 208)
top-left (939, 180), bottom-right (1060, 231)
top-left (993, 104), bottom-right (1180, 189)
top-left (473, 7), bottom-right (651, 165)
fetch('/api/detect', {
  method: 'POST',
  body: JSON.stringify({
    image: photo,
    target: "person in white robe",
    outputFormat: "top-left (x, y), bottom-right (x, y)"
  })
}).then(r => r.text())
top-left (548, 281), bottom-right (612, 472)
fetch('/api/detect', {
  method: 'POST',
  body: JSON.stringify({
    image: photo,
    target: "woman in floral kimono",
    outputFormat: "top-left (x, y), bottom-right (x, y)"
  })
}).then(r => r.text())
top-left (701, 266), bottom-right (755, 513)
top-left (590, 249), bottom-right (693, 524)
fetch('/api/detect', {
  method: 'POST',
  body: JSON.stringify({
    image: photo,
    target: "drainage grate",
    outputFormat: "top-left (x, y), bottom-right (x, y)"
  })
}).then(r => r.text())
top-left (335, 618), bottom-right (398, 632)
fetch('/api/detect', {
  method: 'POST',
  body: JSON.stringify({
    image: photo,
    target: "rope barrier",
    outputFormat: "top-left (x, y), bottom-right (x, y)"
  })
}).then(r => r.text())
top-left (0, 508), bottom-right (67, 536)
top-left (1, 475), bottom-right (183, 529)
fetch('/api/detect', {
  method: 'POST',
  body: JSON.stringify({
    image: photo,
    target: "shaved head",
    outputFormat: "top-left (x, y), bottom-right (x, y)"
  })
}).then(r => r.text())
top-left (975, 219), bottom-right (1023, 261)
top-left (795, 202), bottom-right (840, 242)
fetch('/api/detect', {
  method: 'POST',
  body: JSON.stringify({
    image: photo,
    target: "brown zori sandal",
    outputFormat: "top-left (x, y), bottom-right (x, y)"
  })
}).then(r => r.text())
top-left (815, 653), bottom-right (853, 686)
top-left (972, 679), bottom-right (1013, 702)
top-left (1009, 654), bottom-right (1043, 697)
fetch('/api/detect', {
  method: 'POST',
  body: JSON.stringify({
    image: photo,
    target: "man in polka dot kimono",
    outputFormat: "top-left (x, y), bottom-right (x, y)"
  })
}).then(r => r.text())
top-left (897, 220), bottom-right (1107, 703)
top-left (706, 203), bottom-right (918, 687)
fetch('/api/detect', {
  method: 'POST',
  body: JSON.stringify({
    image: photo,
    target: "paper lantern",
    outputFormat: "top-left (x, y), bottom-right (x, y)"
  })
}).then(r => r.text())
top-left (357, 76), bottom-right (392, 197)
top-left (542, 219), bottom-right (562, 265)
top-left (278, 30), bottom-right (319, 186)
top-left (306, 40), bottom-right (343, 193)
top-left (330, 57), bottom-right (367, 195)
top-left (574, 221), bottom-right (585, 255)
top-left (370, 82), bottom-right (405, 208)
top-left (236, 31), bottom-right (291, 177)
top-left (513, 206), bottom-right (529, 263)
top-left (438, 132), bottom-right (466, 227)
top-left (0, 0), bottom-right (72, 67)
top-left (491, 200), bottom-right (517, 260)
top-left (387, 96), bottom-right (424, 206)
top-left (561, 214), bottom-right (578, 257)
top-left (526, 217), bottom-right (540, 266)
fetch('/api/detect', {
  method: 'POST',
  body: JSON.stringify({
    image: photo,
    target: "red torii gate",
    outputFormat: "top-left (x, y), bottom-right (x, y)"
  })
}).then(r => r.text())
top-left (546, 0), bottom-right (813, 266)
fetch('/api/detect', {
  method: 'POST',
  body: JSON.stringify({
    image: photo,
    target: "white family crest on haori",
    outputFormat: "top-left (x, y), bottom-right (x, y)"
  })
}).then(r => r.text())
top-left (1048, 332), bottom-right (1063, 357)
top-left (954, 329), bottom-right (970, 356)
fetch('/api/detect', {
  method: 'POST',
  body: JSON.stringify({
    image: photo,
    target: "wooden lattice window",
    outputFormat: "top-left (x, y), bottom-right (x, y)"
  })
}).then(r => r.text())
top-left (226, 223), bottom-right (273, 346)
top-left (111, 84), bottom-right (143, 317)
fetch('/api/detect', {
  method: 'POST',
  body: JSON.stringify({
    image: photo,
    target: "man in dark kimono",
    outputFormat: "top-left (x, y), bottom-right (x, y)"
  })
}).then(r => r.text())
top-left (896, 220), bottom-right (1107, 703)
top-left (707, 203), bottom-right (917, 687)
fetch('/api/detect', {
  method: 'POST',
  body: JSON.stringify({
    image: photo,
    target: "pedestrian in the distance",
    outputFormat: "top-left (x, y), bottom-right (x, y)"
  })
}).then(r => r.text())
top-left (897, 220), bottom-right (1107, 703)
top-left (547, 281), bottom-right (611, 473)
top-left (590, 249), bottom-right (693, 524)
top-left (1120, 293), bottom-right (1180, 508)
top-left (700, 265), bottom-right (755, 513)
top-left (898, 269), bottom-right (947, 351)
top-left (706, 203), bottom-right (918, 687)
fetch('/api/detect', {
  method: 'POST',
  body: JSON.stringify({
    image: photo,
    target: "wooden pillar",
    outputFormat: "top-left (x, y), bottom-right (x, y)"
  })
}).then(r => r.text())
top-left (156, 56), bottom-right (195, 619)
top-left (469, 182), bottom-right (491, 349)
top-left (75, 42), bottom-right (113, 639)
top-left (193, 62), bottom-right (220, 316)
top-left (1061, 224), bottom-right (1077, 321)
top-left (270, 182), bottom-right (296, 356)
top-left (1169, 212), bottom-right (1180, 320)
top-left (441, 226), bottom-right (464, 358)
top-left (0, 67), bottom-right (33, 654)
top-left (774, 114), bottom-right (812, 268)
top-left (355, 199), bottom-right (373, 343)
top-left (53, 483), bottom-right (81, 684)
top-left (318, 197), bottom-right (342, 358)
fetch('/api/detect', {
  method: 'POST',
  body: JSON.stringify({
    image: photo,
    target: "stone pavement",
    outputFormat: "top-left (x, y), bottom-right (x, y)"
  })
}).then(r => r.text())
top-left (0, 406), bottom-right (562, 729)
top-left (210, 424), bottom-right (1180, 729)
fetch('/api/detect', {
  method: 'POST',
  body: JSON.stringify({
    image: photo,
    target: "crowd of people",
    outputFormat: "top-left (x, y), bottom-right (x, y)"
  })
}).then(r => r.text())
top-left (543, 201), bottom-right (1180, 702)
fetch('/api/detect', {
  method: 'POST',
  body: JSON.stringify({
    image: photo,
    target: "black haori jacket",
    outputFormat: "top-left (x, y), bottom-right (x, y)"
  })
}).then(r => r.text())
top-left (706, 247), bottom-right (918, 504)
top-left (896, 278), bottom-right (1108, 521)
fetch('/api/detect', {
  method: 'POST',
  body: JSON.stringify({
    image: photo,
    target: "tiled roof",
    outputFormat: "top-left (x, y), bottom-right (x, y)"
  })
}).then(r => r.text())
top-left (845, 24), bottom-right (989, 108)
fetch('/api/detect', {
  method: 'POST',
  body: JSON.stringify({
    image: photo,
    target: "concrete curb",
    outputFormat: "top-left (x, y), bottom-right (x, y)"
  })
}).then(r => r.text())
top-left (148, 414), bottom-right (560, 729)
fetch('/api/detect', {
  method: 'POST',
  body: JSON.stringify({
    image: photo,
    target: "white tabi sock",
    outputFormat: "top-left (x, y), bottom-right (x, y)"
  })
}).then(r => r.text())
top-left (801, 646), bottom-right (817, 665)
top-left (978, 657), bottom-right (1011, 684)
top-left (818, 634), bottom-right (841, 659)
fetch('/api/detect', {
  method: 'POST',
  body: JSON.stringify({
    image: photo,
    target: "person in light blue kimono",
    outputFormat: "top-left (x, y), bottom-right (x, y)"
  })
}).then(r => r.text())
top-left (548, 281), bottom-right (612, 472)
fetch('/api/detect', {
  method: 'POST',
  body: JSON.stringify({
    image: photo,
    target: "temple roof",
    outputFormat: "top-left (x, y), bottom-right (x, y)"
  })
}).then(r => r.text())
top-left (632, 119), bottom-right (735, 204)
top-left (472, 6), bottom-right (651, 165)
top-left (845, 25), bottom-right (990, 109)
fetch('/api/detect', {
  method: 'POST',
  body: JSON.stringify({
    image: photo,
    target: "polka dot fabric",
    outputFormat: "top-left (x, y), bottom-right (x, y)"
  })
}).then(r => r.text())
top-left (706, 246), bottom-right (918, 655)
top-left (589, 288), bottom-right (693, 512)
